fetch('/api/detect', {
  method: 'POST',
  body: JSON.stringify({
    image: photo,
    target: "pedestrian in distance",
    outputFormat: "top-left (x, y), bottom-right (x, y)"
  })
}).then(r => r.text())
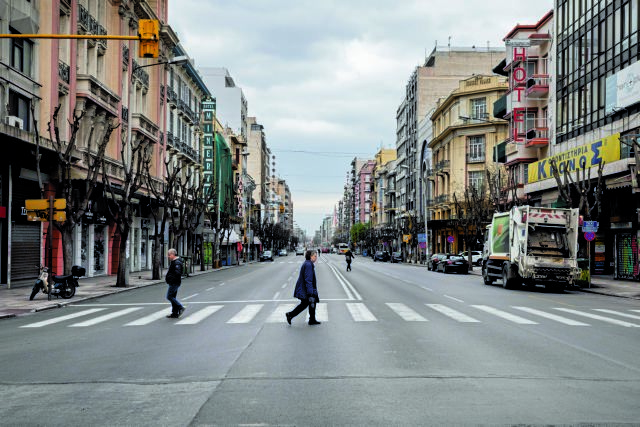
top-left (165, 248), bottom-right (185, 319)
top-left (286, 249), bottom-right (321, 326)
top-left (345, 248), bottom-right (354, 272)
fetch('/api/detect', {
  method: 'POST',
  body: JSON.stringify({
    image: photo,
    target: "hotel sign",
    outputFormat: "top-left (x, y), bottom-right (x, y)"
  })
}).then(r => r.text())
top-left (527, 133), bottom-right (621, 183)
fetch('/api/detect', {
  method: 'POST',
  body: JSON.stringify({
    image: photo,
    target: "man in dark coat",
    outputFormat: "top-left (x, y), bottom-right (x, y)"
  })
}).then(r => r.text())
top-left (286, 249), bottom-right (321, 325)
top-left (345, 249), bottom-right (354, 272)
top-left (165, 248), bottom-right (185, 318)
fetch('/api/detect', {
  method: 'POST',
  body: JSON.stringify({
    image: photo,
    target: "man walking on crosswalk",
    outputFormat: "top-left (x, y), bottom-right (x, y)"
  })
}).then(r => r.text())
top-left (286, 249), bottom-right (321, 325)
top-left (165, 249), bottom-right (185, 319)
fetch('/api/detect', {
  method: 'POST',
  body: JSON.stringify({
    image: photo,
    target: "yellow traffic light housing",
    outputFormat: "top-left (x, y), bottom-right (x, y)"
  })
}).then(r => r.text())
top-left (279, 205), bottom-right (285, 214)
top-left (138, 19), bottom-right (159, 58)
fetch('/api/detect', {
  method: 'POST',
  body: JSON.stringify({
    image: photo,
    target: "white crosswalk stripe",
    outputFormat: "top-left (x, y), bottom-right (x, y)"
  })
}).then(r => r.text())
top-left (593, 309), bottom-right (640, 321)
top-left (266, 304), bottom-right (297, 323)
top-left (227, 304), bottom-right (263, 324)
top-left (125, 308), bottom-right (172, 326)
top-left (20, 308), bottom-right (107, 328)
top-left (554, 308), bottom-right (640, 327)
top-left (472, 305), bottom-right (538, 325)
top-left (512, 306), bottom-right (590, 326)
top-left (176, 306), bottom-right (223, 325)
top-left (346, 303), bottom-right (377, 322)
top-left (316, 303), bottom-right (329, 322)
top-left (426, 304), bottom-right (480, 323)
top-left (386, 303), bottom-right (428, 322)
top-left (69, 307), bottom-right (144, 327)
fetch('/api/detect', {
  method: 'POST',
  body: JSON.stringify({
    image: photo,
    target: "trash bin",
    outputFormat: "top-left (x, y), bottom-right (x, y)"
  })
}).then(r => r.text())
top-left (575, 258), bottom-right (590, 287)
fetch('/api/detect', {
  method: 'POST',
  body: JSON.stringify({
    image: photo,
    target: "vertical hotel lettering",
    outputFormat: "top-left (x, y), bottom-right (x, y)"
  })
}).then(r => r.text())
top-left (511, 46), bottom-right (527, 143)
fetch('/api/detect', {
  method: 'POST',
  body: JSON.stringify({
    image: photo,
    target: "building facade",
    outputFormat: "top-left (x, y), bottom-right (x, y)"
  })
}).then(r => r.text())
top-left (200, 67), bottom-right (248, 140)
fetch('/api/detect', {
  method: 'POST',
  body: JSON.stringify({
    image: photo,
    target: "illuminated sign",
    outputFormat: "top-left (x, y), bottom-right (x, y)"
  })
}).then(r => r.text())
top-left (527, 133), bottom-right (621, 183)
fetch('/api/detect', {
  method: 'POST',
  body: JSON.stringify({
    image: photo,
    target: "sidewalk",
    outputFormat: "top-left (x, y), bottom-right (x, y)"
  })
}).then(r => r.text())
top-left (0, 262), bottom-right (250, 320)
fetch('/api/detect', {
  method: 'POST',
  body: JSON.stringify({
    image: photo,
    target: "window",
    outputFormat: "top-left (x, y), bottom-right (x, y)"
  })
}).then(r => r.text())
top-left (468, 136), bottom-right (485, 161)
top-left (8, 90), bottom-right (31, 131)
top-left (10, 28), bottom-right (33, 76)
top-left (470, 98), bottom-right (487, 119)
top-left (468, 171), bottom-right (484, 191)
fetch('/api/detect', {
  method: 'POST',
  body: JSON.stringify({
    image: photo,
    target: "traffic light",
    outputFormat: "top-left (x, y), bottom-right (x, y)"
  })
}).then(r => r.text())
top-left (279, 205), bottom-right (285, 213)
top-left (138, 19), bottom-right (159, 58)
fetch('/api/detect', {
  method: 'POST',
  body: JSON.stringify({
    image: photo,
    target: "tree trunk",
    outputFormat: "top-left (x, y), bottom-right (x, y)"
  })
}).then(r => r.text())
top-left (152, 234), bottom-right (163, 280)
top-left (116, 226), bottom-right (130, 287)
top-left (61, 225), bottom-right (75, 275)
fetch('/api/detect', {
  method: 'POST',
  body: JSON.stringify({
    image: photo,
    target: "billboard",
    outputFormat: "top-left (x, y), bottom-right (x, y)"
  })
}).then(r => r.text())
top-left (606, 60), bottom-right (640, 114)
top-left (527, 133), bottom-right (620, 183)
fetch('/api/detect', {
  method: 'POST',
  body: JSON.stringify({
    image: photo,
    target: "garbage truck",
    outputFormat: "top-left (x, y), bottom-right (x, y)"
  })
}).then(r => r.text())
top-left (482, 205), bottom-right (581, 290)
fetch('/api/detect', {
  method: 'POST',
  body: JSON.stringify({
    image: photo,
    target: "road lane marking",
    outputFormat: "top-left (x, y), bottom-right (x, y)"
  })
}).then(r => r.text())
top-left (69, 307), bottom-right (144, 327)
top-left (266, 304), bottom-right (296, 323)
top-left (206, 287), bottom-right (216, 291)
top-left (554, 308), bottom-right (640, 327)
top-left (421, 286), bottom-right (433, 292)
top-left (183, 293), bottom-right (199, 300)
top-left (20, 308), bottom-right (107, 328)
top-left (593, 309), bottom-right (640, 321)
top-left (426, 304), bottom-right (480, 323)
top-left (512, 307), bottom-right (589, 326)
top-left (273, 291), bottom-right (281, 300)
top-left (176, 305), bottom-right (223, 325)
top-left (316, 303), bottom-right (328, 322)
top-left (328, 264), bottom-right (354, 300)
top-left (472, 305), bottom-right (538, 324)
top-left (227, 304), bottom-right (263, 324)
top-left (346, 303), bottom-right (377, 322)
top-left (125, 308), bottom-right (172, 326)
top-left (329, 263), bottom-right (361, 300)
top-left (386, 303), bottom-right (428, 322)
top-left (281, 283), bottom-right (288, 289)
top-left (444, 295), bottom-right (464, 303)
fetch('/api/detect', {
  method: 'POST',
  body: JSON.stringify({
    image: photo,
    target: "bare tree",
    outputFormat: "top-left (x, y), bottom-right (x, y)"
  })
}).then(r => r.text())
top-left (453, 181), bottom-right (493, 268)
top-left (102, 136), bottom-right (152, 287)
top-left (36, 105), bottom-right (116, 274)
top-left (549, 159), bottom-right (605, 219)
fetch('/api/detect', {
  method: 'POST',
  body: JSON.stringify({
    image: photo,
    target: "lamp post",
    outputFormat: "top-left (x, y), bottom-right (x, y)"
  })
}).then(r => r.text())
top-left (241, 148), bottom-right (251, 263)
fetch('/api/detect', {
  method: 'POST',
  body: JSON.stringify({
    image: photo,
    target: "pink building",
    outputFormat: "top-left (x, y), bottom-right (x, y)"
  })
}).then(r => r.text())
top-left (355, 160), bottom-right (376, 224)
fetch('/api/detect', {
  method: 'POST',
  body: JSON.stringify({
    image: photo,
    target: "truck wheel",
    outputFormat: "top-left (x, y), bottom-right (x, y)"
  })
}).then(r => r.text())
top-left (482, 264), bottom-right (493, 285)
top-left (502, 266), bottom-right (512, 289)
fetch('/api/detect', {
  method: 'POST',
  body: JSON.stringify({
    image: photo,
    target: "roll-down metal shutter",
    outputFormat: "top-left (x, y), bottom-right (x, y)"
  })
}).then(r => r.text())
top-left (11, 223), bottom-right (41, 280)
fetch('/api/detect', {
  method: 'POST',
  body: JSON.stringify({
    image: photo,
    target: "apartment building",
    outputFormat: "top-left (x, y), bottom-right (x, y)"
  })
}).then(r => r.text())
top-left (429, 75), bottom-right (509, 254)
top-left (200, 67), bottom-right (248, 140)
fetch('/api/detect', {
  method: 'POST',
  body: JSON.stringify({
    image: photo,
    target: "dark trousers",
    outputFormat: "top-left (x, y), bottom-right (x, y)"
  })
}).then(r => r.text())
top-left (346, 260), bottom-right (352, 271)
top-left (289, 298), bottom-right (317, 321)
top-left (166, 284), bottom-right (183, 314)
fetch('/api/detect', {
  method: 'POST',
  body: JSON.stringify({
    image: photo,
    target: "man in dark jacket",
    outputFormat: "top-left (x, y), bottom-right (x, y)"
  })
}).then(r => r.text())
top-left (286, 250), bottom-right (321, 326)
top-left (165, 248), bottom-right (185, 318)
top-left (345, 249), bottom-right (354, 272)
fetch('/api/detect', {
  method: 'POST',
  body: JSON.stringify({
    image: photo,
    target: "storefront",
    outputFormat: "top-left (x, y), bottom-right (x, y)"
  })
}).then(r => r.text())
top-left (73, 213), bottom-right (109, 277)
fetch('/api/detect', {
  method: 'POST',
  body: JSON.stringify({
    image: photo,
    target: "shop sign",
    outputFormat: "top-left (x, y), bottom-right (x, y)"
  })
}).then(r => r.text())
top-left (605, 60), bottom-right (640, 114)
top-left (528, 133), bottom-right (621, 183)
top-left (417, 233), bottom-right (426, 243)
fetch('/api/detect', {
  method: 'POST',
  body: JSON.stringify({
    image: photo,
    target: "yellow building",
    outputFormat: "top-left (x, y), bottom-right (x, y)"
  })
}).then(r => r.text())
top-left (371, 148), bottom-right (397, 227)
top-left (428, 75), bottom-right (509, 253)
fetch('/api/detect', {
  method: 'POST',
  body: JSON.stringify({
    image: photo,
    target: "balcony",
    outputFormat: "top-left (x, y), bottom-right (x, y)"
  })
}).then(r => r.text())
top-left (58, 60), bottom-right (70, 85)
top-left (524, 118), bottom-right (549, 148)
top-left (131, 113), bottom-right (159, 141)
top-left (526, 74), bottom-right (550, 98)
top-left (121, 106), bottom-right (128, 122)
top-left (426, 198), bottom-right (435, 207)
top-left (167, 87), bottom-right (177, 107)
top-left (435, 159), bottom-right (450, 175)
top-left (466, 154), bottom-right (485, 163)
top-left (435, 194), bottom-right (449, 205)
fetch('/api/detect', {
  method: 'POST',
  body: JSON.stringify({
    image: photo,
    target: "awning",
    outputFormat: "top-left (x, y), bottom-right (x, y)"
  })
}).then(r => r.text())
top-left (221, 229), bottom-right (240, 245)
top-left (253, 237), bottom-right (261, 245)
top-left (606, 174), bottom-right (633, 189)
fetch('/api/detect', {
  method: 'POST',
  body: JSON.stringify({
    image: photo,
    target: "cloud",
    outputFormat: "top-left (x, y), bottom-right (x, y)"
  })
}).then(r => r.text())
top-left (170, 0), bottom-right (553, 234)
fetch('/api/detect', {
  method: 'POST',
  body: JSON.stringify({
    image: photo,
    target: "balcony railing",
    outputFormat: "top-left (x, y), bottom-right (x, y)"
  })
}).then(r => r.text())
top-left (524, 118), bottom-right (550, 148)
top-left (526, 74), bottom-right (550, 98)
top-left (122, 45), bottom-right (129, 67)
top-left (435, 159), bottom-right (450, 174)
top-left (435, 194), bottom-right (449, 204)
top-left (58, 60), bottom-right (70, 84)
top-left (132, 61), bottom-right (149, 87)
top-left (466, 154), bottom-right (485, 163)
top-left (121, 106), bottom-right (128, 122)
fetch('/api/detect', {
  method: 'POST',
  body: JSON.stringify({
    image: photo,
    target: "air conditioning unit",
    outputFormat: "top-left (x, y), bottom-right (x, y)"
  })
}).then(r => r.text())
top-left (4, 115), bottom-right (24, 129)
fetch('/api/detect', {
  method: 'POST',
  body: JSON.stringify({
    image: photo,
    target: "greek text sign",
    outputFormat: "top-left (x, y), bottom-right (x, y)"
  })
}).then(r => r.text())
top-left (527, 133), bottom-right (620, 183)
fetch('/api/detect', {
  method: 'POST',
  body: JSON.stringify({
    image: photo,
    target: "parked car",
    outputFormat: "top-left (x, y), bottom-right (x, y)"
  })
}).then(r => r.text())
top-left (279, 249), bottom-right (288, 256)
top-left (391, 251), bottom-right (403, 263)
top-left (436, 254), bottom-right (470, 274)
top-left (295, 248), bottom-right (305, 256)
top-left (373, 250), bottom-right (391, 262)
top-left (260, 250), bottom-right (274, 262)
top-left (458, 250), bottom-right (482, 266)
top-left (428, 253), bottom-right (448, 271)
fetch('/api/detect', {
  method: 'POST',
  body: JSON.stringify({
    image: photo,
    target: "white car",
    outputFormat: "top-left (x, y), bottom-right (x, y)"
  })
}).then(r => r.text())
top-left (260, 250), bottom-right (274, 262)
top-left (295, 248), bottom-right (305, 256)
top-left (279, 249), bottom-right (288, 256)
top-left (458, 251), bottom-right (482, 266)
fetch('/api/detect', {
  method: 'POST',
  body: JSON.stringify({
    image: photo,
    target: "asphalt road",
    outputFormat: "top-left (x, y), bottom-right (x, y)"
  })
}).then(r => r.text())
top-left (1, 254), bottom-right (639, 426)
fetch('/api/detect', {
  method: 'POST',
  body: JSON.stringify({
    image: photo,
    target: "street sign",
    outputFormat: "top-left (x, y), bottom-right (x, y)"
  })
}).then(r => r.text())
top-left (582, 221), bottom-right (599, 233)
top-left (402, 234), bottom-right (411, 243)
top-left (447, 235), bottom-right (454, 243)
top-left (25, 198), bottom-right (66, 210)
top-left (26, 210), bottom-right (66, 222)
top-left (584, 232), bottom-right (596, 241)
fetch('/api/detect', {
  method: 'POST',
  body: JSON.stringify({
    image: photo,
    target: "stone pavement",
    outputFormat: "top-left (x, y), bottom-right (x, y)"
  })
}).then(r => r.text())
top-left (0, 263), bottom-right (244, 320)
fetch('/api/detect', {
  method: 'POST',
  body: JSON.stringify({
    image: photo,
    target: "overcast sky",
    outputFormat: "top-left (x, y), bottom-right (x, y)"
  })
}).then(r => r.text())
top-left (168, 0), bottom-right (553, 237)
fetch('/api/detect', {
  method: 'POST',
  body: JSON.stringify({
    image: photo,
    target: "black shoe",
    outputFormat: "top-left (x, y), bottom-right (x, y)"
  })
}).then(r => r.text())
top-left (285, 312), bottom-right (292, 325)
top-left (308, 320), bottom-right (321, 325)
top-left (178, 307), bottom-right (185, 317)
top-left (166, 313), bottom-right (179, 318)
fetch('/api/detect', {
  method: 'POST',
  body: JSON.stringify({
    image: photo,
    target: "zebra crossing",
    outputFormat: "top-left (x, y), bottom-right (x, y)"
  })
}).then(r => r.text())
top-left (18, 302), bottom-right (640, 329)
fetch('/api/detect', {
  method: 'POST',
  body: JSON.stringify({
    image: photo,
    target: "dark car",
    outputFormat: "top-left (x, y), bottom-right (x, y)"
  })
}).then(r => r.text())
top-left (391, 251), bottom-right (403, 263)
top-left (436, 254), bottom-right (470, 274)
top-left (428, 253), bottom-right (447, 271)
top-left (373, 250), bottom-right (390, 262)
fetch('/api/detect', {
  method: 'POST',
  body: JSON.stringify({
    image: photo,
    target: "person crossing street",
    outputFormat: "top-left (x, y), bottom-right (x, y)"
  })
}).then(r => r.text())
top-left (165, 248), bottom-right (185, 319)
top-left (286, 250), bottom-right (321, 326)
top-left (345, 248), bottom-right (354, 272)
